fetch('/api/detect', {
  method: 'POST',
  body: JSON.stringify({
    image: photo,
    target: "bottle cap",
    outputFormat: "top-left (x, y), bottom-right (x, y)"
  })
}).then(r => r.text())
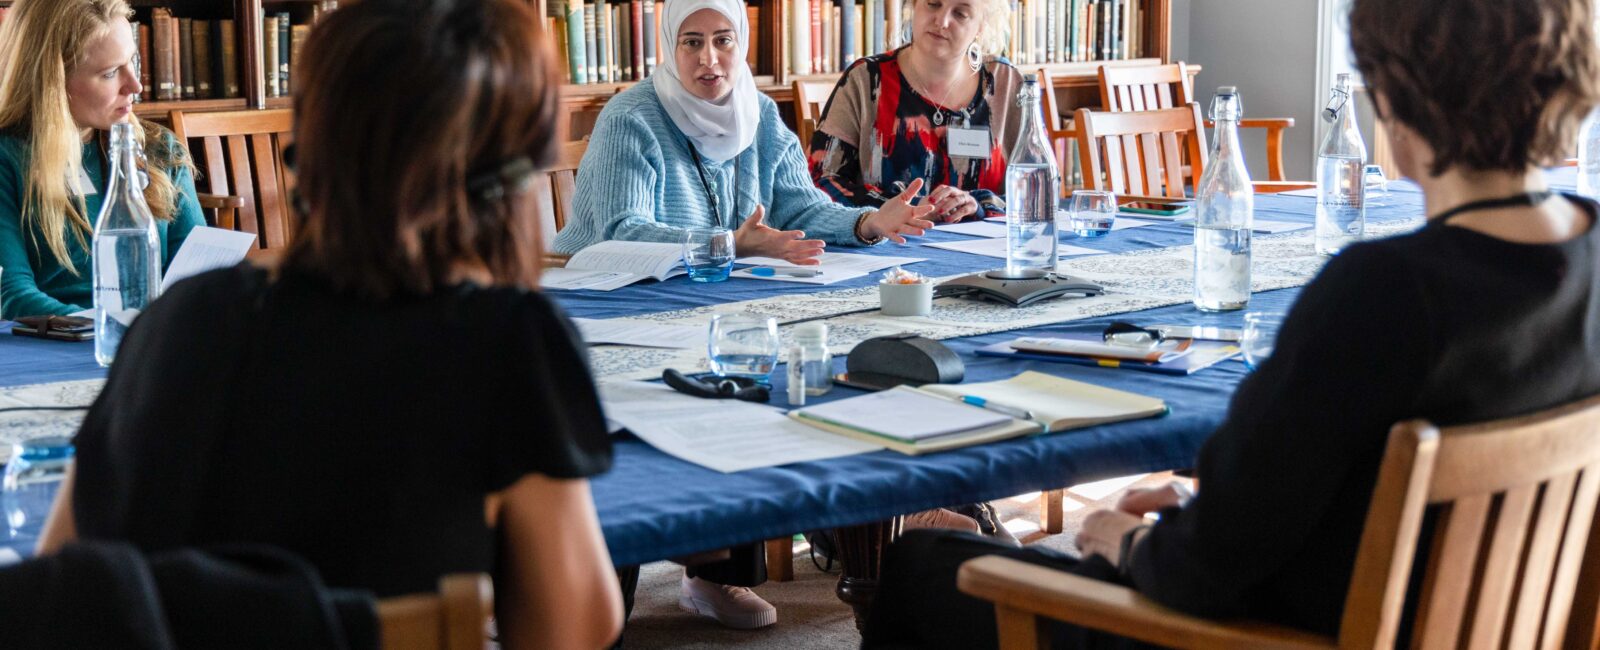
top-left (795, 322), bottom-right (828, 342)
top-left (1022, 73), bottom-right (1037, 83)
top-left (1218, 86), bottom-right (1237, 95)
top-left (108, 122), bottom-right (138, 146)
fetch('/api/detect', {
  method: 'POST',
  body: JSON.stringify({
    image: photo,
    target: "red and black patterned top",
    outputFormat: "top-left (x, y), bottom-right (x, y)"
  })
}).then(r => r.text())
top-left (808, 47), bottom-right (1025, 220)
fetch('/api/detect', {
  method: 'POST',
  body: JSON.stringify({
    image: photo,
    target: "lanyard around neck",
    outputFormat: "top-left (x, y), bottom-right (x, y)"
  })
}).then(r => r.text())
top-left (684, 139), bottom-right (737, 229)
top-left (1429, 191), bottom-right (1555, 224)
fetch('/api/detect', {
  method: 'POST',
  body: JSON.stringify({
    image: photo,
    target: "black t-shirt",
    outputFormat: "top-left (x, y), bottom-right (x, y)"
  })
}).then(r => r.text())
top-left (1130, 196), bottom-right (1600, 636)
top-left (72, 266), bottom-right (613, 597)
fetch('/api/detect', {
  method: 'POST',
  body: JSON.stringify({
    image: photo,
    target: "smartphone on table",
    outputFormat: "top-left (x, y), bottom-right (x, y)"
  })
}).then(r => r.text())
top-left (1120, 201), bottom-right (1191, 219)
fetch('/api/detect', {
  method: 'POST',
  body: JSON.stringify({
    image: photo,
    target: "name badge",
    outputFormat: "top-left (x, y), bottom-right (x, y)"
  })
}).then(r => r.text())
top-left (947, 126), bottom-right (991, 160)
top-left (66, 168), bottom-right (98, 197)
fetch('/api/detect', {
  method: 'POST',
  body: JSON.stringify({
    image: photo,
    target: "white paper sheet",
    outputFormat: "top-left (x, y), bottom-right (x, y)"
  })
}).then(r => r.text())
top-left (728, 267), bottom-right (867, 285)
top-left (735, 252), bottom-right (926, 274)
top-left (597, 381), bottom-right (881, 473)
top-left (161, 227), bottom-right (257, 292)
top-left (934, 220), bottom-right (1009, 238)
top-left (540, 268), bottom-right (641, 291)
top-left (924, 238), bottom-right (1104, 259)
top-left (573, 318), bottom-right (703, 348)
top-left (1277, 188), bottom-right (1320, 198)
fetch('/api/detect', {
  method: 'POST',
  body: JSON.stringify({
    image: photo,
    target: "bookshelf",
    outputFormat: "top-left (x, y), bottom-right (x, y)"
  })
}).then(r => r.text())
top-left (535, 0), bottom-right (1173, 138)
top-left (0, 0), bottom-right (1174, 134)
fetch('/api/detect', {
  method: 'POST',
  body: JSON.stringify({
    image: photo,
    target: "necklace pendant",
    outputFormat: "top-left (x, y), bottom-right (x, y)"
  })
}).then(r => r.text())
top-left (933, 111), bottom-right (944, 126)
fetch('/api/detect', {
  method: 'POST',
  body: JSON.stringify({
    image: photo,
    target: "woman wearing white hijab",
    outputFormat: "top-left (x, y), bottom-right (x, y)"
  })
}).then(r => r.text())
top-left (552, 0), bottom-right (935, 263)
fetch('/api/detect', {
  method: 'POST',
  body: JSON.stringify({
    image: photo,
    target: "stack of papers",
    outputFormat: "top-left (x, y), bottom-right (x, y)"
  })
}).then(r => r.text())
top-left (729, 252), bottom-right (926, 284)
top-left (543, 241), bottom-right (686, 291)
top-left (161, 227), bottom-right (257, 291)
top-left (598, 381), bottom-right (880, 472)
top-left (571, 318), bottom-right (702, 349)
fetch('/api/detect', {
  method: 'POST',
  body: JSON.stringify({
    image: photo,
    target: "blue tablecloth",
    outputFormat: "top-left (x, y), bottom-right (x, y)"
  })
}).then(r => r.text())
top-left (2, 169), bottom-right (1526, 566)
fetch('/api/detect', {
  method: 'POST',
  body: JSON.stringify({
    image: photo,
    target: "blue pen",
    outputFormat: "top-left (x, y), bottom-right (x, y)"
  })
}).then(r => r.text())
top-left (750, 267), bottom-right (823, 277)
top-left (960, 395), bottom-right (1033, 420)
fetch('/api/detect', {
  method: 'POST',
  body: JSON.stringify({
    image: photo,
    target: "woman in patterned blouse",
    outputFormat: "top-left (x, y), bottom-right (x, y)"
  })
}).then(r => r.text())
top-left (809, 0), bottom-right (1022, 222)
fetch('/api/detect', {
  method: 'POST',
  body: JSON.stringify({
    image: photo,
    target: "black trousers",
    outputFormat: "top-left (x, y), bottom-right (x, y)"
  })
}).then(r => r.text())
top-left (684, 541), bottom-right (768, 587)
top-left (860, 530), bottom-right (1160, 650)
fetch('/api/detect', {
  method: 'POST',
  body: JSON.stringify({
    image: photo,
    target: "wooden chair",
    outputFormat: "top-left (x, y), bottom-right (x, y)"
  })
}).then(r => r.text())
top-left (1098, 63), bottom-right (1296, 182)
top-left (169, 108), bottom-right (295, 251)
top-left (1076, 104), bottom-right (1313, 199)
top-left (959, 393), bottom-right (1600, 649)
top-left (531, 139), bottom-right (588, 242)
top-left (792, 80), bottom-right (837, 148)
top-left (377, 573), bottom-right (493, 650)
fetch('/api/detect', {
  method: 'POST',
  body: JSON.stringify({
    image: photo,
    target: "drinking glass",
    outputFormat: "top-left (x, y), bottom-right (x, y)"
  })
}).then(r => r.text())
top-left (682, 227), bottom-right (735, 283)
top-left (1362, 164), bottom-right (1388, 207)
top-left (1240, 312), bottom-right (1286, 370)
top-left (707, 313), bottom-right (780, 379)
top-left (3, 436), bottom-right (73, 540)
top-left (1067, 190), bottom-right (1117, 238)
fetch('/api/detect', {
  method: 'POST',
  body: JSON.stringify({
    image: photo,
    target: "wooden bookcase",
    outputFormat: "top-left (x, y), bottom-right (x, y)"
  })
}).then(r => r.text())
top-left (0, 0), bottom-right (1174, 133)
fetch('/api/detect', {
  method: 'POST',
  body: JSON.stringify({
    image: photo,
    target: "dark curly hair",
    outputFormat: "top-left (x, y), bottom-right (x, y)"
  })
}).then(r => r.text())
top-left (1349, 0), bottom-right (1600, 176)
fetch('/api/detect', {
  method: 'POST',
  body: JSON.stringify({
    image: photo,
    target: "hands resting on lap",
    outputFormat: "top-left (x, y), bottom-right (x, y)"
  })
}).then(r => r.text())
top-left (1076, 480), bottom-right (1194, 567)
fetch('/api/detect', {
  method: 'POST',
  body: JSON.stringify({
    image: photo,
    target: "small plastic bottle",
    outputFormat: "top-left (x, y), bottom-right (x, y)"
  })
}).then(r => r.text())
top-left (788, 323), bottom-right (832, 406)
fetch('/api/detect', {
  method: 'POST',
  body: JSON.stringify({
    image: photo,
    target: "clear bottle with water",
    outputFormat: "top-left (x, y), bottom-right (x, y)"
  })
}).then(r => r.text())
top-left (1315, 73), bottom-right (1367, 255)
top-left (1578, 108), bottom-right (1600, 197)
top-left (1002, 74), bottom-right (1060, 279)
top-left (3, 437), bottom-right (74, 541)
top-left (92, 122), bottom-right (162, 366)
top-left (1193, 87), bottom-right (1253, 312)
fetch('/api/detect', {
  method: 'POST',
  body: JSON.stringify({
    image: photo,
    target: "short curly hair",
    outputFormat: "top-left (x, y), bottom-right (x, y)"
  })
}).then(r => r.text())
top-left (1349, 0), bottom-right (1600, 176)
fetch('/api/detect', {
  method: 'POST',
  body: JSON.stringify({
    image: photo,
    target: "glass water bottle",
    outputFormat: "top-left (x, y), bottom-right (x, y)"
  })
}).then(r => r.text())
top-left (92, 122), bottom-right (162, 366)
top-left (1192, 87), bottom-right (1253, 312)
top-left (1002, 74), bottom-right (1060, 279)
top-left (1315, 73), bottom-right (1368, 255)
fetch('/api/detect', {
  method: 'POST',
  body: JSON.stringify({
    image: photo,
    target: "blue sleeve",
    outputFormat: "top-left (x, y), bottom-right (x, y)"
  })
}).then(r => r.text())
top-left (763, 104), bottom-right (871, 247)
top-left (553, 112), bottom-right (681, 253)
top-left (161, 162), bottom-right (206, 270)
top-left (0, 147), bottom-right (79, 319)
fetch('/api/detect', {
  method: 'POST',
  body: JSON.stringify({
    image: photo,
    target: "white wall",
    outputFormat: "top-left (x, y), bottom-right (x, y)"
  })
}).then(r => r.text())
top-left (1182, 0), bottom-right (1321, 180)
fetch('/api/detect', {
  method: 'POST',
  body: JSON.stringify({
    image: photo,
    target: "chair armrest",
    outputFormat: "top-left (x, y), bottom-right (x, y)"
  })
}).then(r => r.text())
top-left (1204, 118), bottom-right (1296, 182)
top-left (1204, 118), bottom-right (1295, 130)
top-left (1252, 181), bottom-right (1316, 193)
top-left (197, 193), bottom-right (244, 209)
top-left (957, 556), bottom-right (1334, 650)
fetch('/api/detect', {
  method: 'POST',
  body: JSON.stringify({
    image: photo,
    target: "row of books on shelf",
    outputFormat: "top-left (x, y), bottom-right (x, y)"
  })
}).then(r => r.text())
top-left (1007, 0), bottom-right (1148, 65)
top-left (129, 2), bottom-right (339, 105)
top-left (548, 0), bottom-right (760, 86)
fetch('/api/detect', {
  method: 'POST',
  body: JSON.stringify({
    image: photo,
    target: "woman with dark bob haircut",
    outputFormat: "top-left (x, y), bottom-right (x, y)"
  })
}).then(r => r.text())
top-left (860, 0), bottom-right (1600, 647)
top-left (37, 0), bottom-right (625, 647)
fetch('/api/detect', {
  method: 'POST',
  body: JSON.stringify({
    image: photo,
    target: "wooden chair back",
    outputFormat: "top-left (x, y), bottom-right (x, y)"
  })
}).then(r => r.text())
top-left (530, 139), bottom-right (588, 245)
top-left (792, 80), bottom-right (836, 147)
top-left (1339, 394), bottom-right (1600, 649)
top-left (1073, 104), bottom-right (1206, 198)
top-left (1098, 62), bottom-right (1193, 112)
top-left (169, 109), bottom-right (295, 250)
top-left (376, 573), bottom-right (493, 650)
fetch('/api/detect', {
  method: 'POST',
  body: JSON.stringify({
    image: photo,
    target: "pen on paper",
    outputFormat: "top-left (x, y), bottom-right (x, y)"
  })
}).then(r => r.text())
top-left (959, 395), bottom-right (1033, 420)
top-left (750, 267), bottom-right (823, 277)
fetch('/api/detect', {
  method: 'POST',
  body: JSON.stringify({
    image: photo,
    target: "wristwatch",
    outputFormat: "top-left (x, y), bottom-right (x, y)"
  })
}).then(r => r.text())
top-left (855, 210), bottom-right (884, 245)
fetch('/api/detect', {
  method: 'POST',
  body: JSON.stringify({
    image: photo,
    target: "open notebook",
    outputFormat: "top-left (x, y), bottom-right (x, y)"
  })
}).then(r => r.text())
top-left (789, 371), bottom-right (1167, 454)
top-left (542, 241), bottom-right (685, 291)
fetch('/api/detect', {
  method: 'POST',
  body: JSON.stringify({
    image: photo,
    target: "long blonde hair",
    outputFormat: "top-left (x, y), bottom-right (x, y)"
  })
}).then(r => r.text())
top-left (0, 0), bottom-right (190, 272)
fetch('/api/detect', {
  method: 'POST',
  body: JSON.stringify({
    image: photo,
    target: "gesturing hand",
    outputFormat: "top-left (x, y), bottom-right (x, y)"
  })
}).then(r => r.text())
top-left (861, 178), bottom-right (936, 244)
top-left (733, 205), bottom-right (826, 265)
top-left (926, 184), bottom-right (979, 223)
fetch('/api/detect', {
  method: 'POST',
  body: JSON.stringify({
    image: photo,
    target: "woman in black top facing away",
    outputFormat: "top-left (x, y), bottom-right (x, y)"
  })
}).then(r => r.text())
top-left (862, 0), bottom-right (1600, 647)
top-left (35, 0), bottom-right (626, 647)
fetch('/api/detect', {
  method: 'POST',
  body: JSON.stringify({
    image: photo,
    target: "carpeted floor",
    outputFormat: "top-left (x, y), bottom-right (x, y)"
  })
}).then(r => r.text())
top-left (619, 472), bottom-right (1181, 649)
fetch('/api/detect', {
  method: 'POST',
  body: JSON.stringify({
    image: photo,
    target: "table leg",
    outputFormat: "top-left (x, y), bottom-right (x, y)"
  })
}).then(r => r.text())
top-left (1039, 489), bottom-right (1064, 534)
top-left (766, 537), bottom-right (795, 582)
top-left (833, 517), bottom-right (903, 630)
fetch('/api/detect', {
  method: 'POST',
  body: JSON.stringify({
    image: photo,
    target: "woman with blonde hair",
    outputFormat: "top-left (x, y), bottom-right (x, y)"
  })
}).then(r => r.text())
top-left (0, 0), bottom-right (203, 319)
top-left (809, 0), bottom-right (1022, 223)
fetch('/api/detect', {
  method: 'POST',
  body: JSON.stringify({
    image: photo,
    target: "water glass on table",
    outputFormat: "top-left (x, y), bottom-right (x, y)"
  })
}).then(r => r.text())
top-left (1240, 312), bottom-right (1286, 370)
top-left (1362, 164), bottom-right (1388, 207)
top-left (1066, 190), bottom-right (1117, 238)
top-left (707, 313), bottom-right (780, 380)
top-left (682, 227), bottom-right (735, 283)
top-left (3, 436), bottom-right (74, 540)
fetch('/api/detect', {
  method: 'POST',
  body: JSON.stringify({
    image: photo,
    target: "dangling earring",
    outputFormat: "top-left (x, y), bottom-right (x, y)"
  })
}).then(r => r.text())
top-left (967, 42), bottom-right (982, 71)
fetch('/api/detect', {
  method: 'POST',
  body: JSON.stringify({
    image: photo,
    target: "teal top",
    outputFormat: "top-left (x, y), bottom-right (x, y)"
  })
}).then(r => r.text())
top-left (552, 76), bottom-right (872, 254)
top-left (0, 132), bottom-right (204, 319)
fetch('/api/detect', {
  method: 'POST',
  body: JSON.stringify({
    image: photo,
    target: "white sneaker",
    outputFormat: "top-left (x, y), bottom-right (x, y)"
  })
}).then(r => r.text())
top-left (678, 575), bottom-right (778, 630)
